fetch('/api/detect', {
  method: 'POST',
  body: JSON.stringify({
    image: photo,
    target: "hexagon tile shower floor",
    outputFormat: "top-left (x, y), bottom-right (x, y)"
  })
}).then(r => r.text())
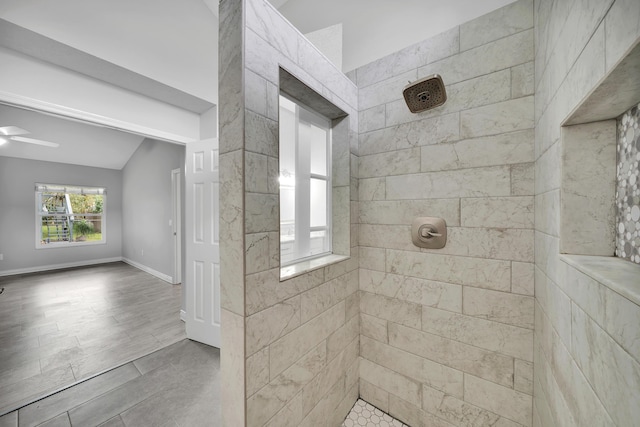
top-left (342, 399), bottom-right (409, 427)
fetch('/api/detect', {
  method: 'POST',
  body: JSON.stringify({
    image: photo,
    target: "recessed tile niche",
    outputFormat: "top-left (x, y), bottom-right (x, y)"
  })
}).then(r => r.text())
top-left (561, 40), bottom-right (640, 263)
top-left (616, 104), bottom-right (640, 264)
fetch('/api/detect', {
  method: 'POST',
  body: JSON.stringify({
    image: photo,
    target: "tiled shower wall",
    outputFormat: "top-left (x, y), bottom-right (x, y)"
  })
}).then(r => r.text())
top-left (534, 0), bottom-right (640, 426)
top-left (616, 104), bottom-right (640, 264)
top-left (219, 0), bottom-right (360, 426)
top-left (351, 1), bottom-right (536, 425)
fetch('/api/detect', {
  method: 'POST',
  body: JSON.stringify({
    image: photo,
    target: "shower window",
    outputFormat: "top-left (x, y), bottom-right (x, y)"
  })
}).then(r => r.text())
top-left (279, 94), bottom-right (332, 265)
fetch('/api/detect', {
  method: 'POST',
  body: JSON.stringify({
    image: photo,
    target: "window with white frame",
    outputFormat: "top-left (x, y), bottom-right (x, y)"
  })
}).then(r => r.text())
top-left (36, 183), bottom-right (106, 247)
top-left (279, 94), bottom-right (332, 265)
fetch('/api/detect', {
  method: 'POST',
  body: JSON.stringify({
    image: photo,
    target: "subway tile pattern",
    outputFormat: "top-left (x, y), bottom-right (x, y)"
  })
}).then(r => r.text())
top-left (342, 399), bottom-right (407, 427)
top-left (534, 0), bottom-right (640, 426)
top-left (354, 1), bottom-right (536, 425)
top-left (616, 104), bottom-right (640, 264)
top-left (220, 0), bottom-right (360, 425)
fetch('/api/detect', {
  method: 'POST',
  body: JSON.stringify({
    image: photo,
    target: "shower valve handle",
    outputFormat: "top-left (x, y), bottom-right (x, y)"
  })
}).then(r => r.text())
top-left (420, 227), bottom-right (442, 238)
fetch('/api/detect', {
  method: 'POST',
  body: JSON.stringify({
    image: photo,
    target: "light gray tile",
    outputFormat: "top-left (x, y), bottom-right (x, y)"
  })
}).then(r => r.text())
top-left (0, 365), bottom-right (75, 415)
top-left (68, 364), bottom-right (179, 427)
top-left (120, 369), bottom-right (220, 427)
top-left (245, 233), bottom-right (271, 275)
top-left (464, 374), bottom-right (532, 426)
top-left (512, 61), bottom-right (535, 98)
top-left (359, 148), bottom-right (421, 179)
top-left (387, 249), bottom-right (512, 291)
top-left (359, 70), bottom-right (417, 111)
top-left (422, 383), bottom-right (503, 427)
top-left (359, 359), bottom-right (421, 407)
top-left (245, 193), bottom-right (278, 233)
top-left (360, 292), bottom-right (421, 330)
top-left (359, 380), bottom-right (389, 413)
top-left (247, 343), bottom-right (326, 427)
top-left (571, 303), bottom-right (640, 426)
top-left (132, 339), bottom-right (217, 375)
top-left (422, 306), bottom-right (533, 361)
top-left (246, 296), bottom-right (301, 356)
top-left (19, 363), bottom-right (141, 427)
top-left (515, 360), bottom-right (534, 395)
top-left (512, 262), bottom-right (534, 296)
top-left (35, 413), bottom-right (70, 427)
top-left (359, 199), bottom-right (460, 226)
top-left (245, 268), bottom-right (325, 315)
top-left (535, 190), bottom-right (560, 237)
top-left (0, 411), bottom-right (17, 427)
top-left (463, 287), bottom-right (534, 329)
top-left (461, 196), bottom-right (534, 229)
top-left (269, 301), bottom-right (344, 379)
top-left (356, 26), bottom-right (459, 88)
top-left (421, 129), bottom-right (534, 172)
top-left (605, 0), bottom-right (640, 71)
top-left (359, 105), bottom-right (386, 133)
top-left (460, 0), bottom-right (533, 51)
top-left (360, 313), bottom-right (388, 344)
top-left (511, 162), bottom-right (534, 196)
top-left (389, 323), bottom-right (514, 387)
top-left (220, 309), bottom-right (245, 427)
top-left (361, 335), bottom-right (463, 398)
top-left (245, 69), bottom-right (268, 116)
top-left (419, 29), bottom-right (534, 85)
top-left (560, 120), bottom-right (617, 256)
top-left (360, 115), bottom-right (456, 157)
top-left (385, 166), bottom-right (511, 200)
top-left (360, 269), bottom-right (461, 313)
top-left (460, 97), bottom-right (534, 139)
top-left (358, 178), bottom-right (386, 201)
top-left (97, 416), bottom-right (126, 427)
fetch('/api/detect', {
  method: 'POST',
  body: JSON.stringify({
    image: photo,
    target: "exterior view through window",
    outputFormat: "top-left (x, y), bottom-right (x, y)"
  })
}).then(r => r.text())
top-left (279, 95), bottom-right (332, 265)
top-left (36, 183), bottom-right (105, 247)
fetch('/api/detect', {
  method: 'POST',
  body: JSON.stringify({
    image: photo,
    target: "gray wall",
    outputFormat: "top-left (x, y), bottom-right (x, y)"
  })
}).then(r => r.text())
top-left (0, 156), bottom-right (122, 273)
top-left (121, 139), bottom-right (185, 282)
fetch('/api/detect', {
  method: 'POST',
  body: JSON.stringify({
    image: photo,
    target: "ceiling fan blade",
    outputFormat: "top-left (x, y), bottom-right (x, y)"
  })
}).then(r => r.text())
top-left (11, 136), bottom-right (60, 148)
top-left (0, 126), bottom-right (30, 136)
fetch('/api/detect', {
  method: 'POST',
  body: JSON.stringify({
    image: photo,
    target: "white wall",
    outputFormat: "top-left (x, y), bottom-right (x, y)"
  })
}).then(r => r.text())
top-left (121, 139), bottom-right (185, 282)
top-left (0, 0), bottom-right (219, 104)
top-left (278, 0), bottom-right (518, 71)
top-left (0, 156), bottom-right (122, 274)
top-left (0, 47), bottom-right (201, 143)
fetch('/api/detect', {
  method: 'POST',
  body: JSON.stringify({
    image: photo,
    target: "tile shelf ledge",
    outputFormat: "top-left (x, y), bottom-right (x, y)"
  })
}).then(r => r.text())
top-left (280, 254), bottom-right (350, 281)
top-left (560, 254), bottom-right (640, 306)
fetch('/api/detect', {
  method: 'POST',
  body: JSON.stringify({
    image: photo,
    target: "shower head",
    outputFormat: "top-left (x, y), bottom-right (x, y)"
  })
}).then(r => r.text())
top-left (403, 74), bottom-right (447, 113)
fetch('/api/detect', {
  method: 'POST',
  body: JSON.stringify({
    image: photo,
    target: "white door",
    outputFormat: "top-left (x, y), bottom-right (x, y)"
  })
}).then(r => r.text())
top-left (185, 138), bottom-right (221, 347)
top-left (171, 168), bottom-right (182, 285)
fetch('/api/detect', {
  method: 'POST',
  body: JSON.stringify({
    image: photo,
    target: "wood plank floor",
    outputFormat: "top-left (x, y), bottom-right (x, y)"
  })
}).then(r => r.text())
top-left (0, 339), bottom-right (220, 427)
top-left (0, 262), bottom-right (185, 415)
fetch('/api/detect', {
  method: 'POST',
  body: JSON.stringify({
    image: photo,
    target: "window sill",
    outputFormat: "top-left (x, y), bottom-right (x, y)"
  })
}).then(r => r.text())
top-left (280, 254), bottom-right (349, 281)
top-left (37, 241), bottom-right (106, 249)
top-left (560, 254), bottom-right (640, 306)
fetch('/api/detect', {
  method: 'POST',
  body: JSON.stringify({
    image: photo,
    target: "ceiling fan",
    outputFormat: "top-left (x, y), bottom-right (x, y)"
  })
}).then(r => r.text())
top-left (0, 126), bottom-right (60, 148)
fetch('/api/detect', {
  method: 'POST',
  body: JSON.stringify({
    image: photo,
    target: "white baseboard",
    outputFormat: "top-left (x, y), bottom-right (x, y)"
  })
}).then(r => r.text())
top-left (121, 258), bottom-right (173, 284)
top-left (180, 310), bottom-right (186, 322)
top-left (0, 257), bottom-right (122, 277)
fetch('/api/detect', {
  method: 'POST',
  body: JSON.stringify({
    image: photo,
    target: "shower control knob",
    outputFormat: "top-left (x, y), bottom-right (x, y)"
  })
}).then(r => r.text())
top-left (411, 217), bottom-right (447, 249)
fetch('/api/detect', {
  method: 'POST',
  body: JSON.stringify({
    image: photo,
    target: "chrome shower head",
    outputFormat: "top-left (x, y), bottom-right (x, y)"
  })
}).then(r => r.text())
top-left (403, 74), bottom-right (447, 113)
